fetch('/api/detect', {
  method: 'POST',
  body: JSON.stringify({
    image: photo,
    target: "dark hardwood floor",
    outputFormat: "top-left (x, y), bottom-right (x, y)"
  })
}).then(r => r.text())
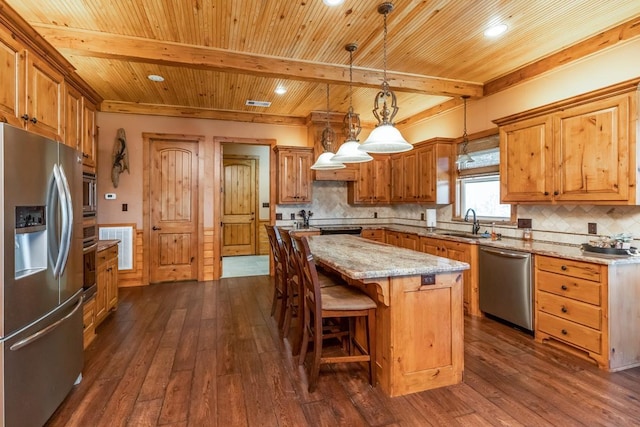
top-left (47, 276), bottom-right (640, 426)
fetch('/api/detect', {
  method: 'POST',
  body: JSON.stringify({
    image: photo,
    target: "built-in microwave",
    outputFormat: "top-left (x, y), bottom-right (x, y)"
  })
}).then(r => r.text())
top-left (82, 172), bottom-right (97, 217)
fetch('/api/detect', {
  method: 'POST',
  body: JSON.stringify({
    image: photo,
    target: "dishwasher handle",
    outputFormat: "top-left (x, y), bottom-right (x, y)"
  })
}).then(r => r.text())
top-left (481, 247), bottom-right (530, 259)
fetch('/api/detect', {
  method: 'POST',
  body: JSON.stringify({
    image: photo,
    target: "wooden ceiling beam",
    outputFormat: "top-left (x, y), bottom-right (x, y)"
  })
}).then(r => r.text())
top-left (100, 100), bottom-right (308, 125)
top-left (32, 24), bottom-right (483, 98)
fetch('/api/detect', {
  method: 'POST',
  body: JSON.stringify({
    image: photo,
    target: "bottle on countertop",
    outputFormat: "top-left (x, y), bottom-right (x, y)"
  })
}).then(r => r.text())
top-left (523, 228), bottom-right (533, 242)
top-left (491, 223), bottom-right (497, 241)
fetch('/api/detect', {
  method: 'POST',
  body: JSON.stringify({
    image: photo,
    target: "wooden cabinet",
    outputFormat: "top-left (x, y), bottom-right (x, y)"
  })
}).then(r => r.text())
top-left (64, 84), bottom-right (82, 151)
top-left (81, 98), bottom-right (97, 170)
top-left (348, 154), bottom-right (390, 204)
top-left (274, 146), bottom-right (313, 204)
top-left (390, 139), bottom-right (453, 204)
top-left (535, 255), bottom-right (606, 366)
top-left (0, 26), bottom-right (63, 141)
top-left (96, 244), bottom-right (118, 326)
top-left (535, 254), bottom-right (640, 371)
top-left (360, 228), bottom-right (385, 243)
top-left (496, 80), bottom-right (639, 204)
top-left (420, 236), bottom-right (480, 316)
top-left (83, 297), bottom-right (97, 349)
top-left (386, 230), bottom-right (419, 250)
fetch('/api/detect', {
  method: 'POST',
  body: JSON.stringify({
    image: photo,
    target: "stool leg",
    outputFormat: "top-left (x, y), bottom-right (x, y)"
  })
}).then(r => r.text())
top-left (308, 311), bottom-right (323, 393)
top-left (298, 301), bottom-right (310, 365)
top-left (367, 308), bottom-right (376, 386)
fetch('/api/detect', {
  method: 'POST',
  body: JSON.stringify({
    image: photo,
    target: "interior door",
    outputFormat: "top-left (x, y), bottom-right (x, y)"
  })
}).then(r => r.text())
top-left (149, 140), bottom-right (199, 283)
top-left (222, 157), bottom-right (257, 256)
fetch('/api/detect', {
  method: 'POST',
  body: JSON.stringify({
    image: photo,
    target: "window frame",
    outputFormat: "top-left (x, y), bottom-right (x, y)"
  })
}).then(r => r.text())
top-left (452, 128), bottom-right (517, 225)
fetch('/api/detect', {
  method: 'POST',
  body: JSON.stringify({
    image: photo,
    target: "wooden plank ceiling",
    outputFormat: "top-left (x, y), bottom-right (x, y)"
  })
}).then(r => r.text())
top-left (7, 0), bottom-right (640, 126)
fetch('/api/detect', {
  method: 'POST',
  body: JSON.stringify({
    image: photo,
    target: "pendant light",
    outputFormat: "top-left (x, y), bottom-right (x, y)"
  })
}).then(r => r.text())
top-left (456, 95), bottom-right (474, 166)
top-left (311, 84), bottom-right (346, 170)
top-left (359, 2), bottom-right (413, 154)
top-left (332, 43), bottom-right (373, 163)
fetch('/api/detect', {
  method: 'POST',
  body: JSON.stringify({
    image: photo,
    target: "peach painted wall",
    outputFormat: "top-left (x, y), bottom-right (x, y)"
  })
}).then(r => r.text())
top-left (96, 113), bottom-right (307, 228)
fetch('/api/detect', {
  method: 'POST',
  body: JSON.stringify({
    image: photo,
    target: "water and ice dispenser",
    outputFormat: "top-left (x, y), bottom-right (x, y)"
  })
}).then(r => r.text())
top-left (15, 206), bottom-right (47, 279)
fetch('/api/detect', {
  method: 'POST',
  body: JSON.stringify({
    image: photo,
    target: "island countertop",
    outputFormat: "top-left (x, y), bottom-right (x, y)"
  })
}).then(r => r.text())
top-left (306, 234), bottom-right (469, 280)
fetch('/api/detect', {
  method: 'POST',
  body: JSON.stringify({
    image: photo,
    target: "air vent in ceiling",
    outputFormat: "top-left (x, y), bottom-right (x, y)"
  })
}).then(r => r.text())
top-left (245, 100), bottom-right (271, 107)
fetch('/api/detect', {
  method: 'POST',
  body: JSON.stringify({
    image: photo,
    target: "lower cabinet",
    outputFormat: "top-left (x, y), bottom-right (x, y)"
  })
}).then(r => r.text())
top-left (420, 236), bottom-right (480, 317)
top-left (95, 244), bottom-right (119, 326)
top-left (535, 254), bottom-right (640, 371)
top-left (360, 228), bottom-right (385, 243)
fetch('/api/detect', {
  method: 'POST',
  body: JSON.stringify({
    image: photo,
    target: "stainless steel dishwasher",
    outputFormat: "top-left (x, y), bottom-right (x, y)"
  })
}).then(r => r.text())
top-left (478, 246), bottom-right (533, 332)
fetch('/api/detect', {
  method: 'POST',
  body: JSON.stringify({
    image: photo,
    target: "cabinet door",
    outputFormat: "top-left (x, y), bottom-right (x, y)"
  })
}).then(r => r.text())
top-left (403, 150), bottom-right (418, 201)
top-left (442, 241), bottom-right (473, 314)
top-left (372, 155), bottom-right (390, 203)
top-left (385, 230), bottom-right (401, 247)
top-left (416, 145), bottom-right (436, 202)
top-left (25, 51), bottom-right (63, 141)
top-left (295, 151), bottom-right (313, 202)
top-left (390, 154), bottom-right (404, 202)
top-left (401, 233), bottom-right (419, 251)
top-left (350, 160), bottom-right (375, 204)
top-left (419, 236), bottom-right (440, 256)
top-left (554, 94), bottom-right (630, 202)
top-left (277, 149), bottom-right (313, 203)
top-left (500, 115), bottom-right (554, 202)
top-left (64, 84), bottom-right (82, 151)
top-left (106, 258), bottom-right (118, 310)
top-left (0, 26), bottom-right (24, 126)
top-left (82, 99), bottom-right (97, 169)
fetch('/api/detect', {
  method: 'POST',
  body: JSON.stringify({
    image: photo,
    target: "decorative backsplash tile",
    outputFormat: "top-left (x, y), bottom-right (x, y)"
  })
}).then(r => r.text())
top-left (275, 181), bottom-right (640, 245)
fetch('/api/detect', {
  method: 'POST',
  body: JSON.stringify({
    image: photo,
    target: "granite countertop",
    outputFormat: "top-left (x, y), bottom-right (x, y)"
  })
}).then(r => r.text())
top-left (306, 234), bottom-right (469, 280)
top-left (360, 224), bottom-right (640, 266)
top-left (97, 239), bottom-right (119, 252)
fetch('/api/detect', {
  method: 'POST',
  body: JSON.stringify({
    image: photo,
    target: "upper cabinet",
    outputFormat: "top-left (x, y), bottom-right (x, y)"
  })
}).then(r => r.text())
top-left (496, 79), bottom-right (639, 205)
top-left (274, 146), bottom-right (313, 204)
top-left (1, 9), bottom-right (101, 149)
top-left (0, 26), bottom-right (63, 141)
top-left (390, 138), bottom-right (454, 204)
top-left (348, 154), bottom-right (390, 205)
top-left (82, 98), bottom-right (97, 170)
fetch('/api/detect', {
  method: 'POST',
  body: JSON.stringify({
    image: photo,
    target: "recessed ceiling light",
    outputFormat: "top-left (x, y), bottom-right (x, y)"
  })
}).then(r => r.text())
top-left (274, 86), bottom-right (287, 95)
top-left (323, 0), bottom-right (344, 6)
top-left (148, 74), bottom-right (165, 82)
top-left (484, 23), bottom-right (508, 37)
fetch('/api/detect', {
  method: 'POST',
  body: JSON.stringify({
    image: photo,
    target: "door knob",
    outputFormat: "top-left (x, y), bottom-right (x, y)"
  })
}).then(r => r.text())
top-left (152, 226), bottom-right (161, 231)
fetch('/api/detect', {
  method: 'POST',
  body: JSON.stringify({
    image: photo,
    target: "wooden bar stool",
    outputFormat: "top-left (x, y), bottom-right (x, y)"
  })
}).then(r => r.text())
top-left (279, 228), bottom-right (338, 355)
top-left (291, 235), bottom-right (377, 393)
top-left (265, 225), bottom-right (287, 328)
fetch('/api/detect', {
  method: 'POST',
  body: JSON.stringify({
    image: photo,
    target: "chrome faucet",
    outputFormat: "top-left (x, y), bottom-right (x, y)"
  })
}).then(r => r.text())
top-left (464, 208), bottom-right (481, 235)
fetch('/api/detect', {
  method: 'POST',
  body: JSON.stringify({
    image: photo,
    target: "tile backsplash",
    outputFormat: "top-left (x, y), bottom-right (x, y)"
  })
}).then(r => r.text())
top-left (276, 181), bottom-right (640, 245)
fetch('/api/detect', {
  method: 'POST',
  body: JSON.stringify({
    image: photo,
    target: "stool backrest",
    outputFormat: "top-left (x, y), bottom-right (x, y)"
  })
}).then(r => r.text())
top-left (265, 225), bottom-right (284, 273)
top-left (291, 235), bottom-right (321, 314)
top-left (278, 227), bottom-right (298, 285)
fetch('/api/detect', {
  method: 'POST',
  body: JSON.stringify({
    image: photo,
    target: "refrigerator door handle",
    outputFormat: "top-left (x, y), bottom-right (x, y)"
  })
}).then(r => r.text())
top-left (49, 164), bottom-right (70, 279)
top-left (57, 164), bottom-right (73, 275)
top-left (9, 296), bottom-right (83, 351)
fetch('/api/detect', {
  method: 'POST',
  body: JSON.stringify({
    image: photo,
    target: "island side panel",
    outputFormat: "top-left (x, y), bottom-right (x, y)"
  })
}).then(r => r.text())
top-left (379, 272), bottom-right (464, 397)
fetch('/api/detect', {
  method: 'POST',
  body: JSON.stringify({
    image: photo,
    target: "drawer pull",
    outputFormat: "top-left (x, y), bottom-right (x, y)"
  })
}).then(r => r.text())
top-left (561, 285), bottom-right (568, 291)
top-left (561, 329), bottom-right (568, 335)
top-left (561, 265), bottom-right (568, 271)
top-left (561, 306), bottom-right (568, 313)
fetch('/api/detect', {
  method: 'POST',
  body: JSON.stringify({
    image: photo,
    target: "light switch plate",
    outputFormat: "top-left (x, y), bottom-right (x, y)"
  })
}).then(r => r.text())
top-left (105, 193), bottom-right (116, 200)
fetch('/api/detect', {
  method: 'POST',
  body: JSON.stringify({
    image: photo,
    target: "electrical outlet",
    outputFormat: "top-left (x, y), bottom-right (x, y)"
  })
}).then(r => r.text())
top-left (421, 212), bottom-right (425, 221)
top-left (122, 203), bottom-right (128, 212)
top-left (588, 222), bottom-right (597, 234)
top-left (374, 212), bottom-right (378, 219)
top-left (275, 213), bottom-right (282, 220)
top-left (517, 218), bottom-right (532, 229)
top-left (290, 213), bottom-right (295, 220)
top-left (262, 202), bottom-right (269, 208)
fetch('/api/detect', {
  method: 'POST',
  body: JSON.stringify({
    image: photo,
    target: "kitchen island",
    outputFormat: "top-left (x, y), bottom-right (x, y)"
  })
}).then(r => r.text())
top-left (306, 235), bottom-right (469, 397)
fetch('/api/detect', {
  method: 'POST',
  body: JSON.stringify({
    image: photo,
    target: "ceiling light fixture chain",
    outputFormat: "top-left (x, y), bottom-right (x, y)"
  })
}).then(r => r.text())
top-left (457, 95), bottom-right (474, 166)
top-left (358, 1), bottom-right (412, 154)
top-left (321, 83), bottom-right (336, 152)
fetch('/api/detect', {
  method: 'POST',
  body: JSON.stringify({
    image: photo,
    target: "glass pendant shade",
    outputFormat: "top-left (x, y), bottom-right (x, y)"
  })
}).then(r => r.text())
top-left (311, 152), bottom-right (345, 170)
top-left (359, 124), bottom-right (413, 153)
top-left (332, 138), bottom-right (373, 162)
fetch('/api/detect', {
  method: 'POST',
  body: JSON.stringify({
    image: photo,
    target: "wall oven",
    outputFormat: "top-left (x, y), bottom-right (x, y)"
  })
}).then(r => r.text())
top-left (82, 172), bottom-right (97, 217)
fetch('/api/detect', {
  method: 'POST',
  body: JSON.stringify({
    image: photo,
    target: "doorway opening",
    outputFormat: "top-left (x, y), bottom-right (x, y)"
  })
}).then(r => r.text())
top-left (220, 142), bottom-right (273, 278)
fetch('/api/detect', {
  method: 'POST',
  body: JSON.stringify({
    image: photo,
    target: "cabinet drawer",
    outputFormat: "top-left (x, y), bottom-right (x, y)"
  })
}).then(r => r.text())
top-left (536, 255), bottom-right (601, 282)
top-left (536, 270), bottom-right (601, 305)
top-left (537, 291), bottom-right (601, 330)
top-left (361, 229), bottom-right (385, 242)
top-left (97, 245), bottom-right (118, 264)
top-left (538, 311), bottom-right (601, 354)
top-left (83, 298), bottom-right (95, 327)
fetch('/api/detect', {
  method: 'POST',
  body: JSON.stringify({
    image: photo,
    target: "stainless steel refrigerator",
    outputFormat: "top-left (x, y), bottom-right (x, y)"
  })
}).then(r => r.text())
top-left (0, 124), bottom-right (84, 427)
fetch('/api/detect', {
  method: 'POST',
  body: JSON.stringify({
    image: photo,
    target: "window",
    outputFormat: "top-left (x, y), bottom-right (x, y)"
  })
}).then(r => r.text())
top-left (455, 133), bottom-right (514, 222)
